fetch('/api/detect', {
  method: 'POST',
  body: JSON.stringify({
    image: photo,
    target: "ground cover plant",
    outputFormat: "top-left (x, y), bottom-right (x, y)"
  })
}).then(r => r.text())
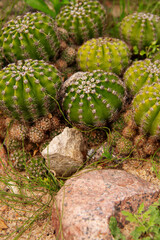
top-left (0, 0), bottom-right (160, 239)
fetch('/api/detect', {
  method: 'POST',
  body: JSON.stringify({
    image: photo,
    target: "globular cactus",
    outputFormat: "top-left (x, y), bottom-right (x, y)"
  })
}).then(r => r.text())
top-left (132, 82), bottom-right (160, 138)
top-left (8, 121), bottom-right (28, 141)
top-left (77, 37), bottom-right (131, 75)
top-left (55, 0), bottom-right (107, 45)
top-left (0, 59), bottom-right (62, 122)
top-left (28, 126), bottom-right (45, 143)
top-left (0, 12), bottom-right (61, 62)
top-left (9, 149), bottom-right (30, 171)
top-left (123, 59), bottom-right (160, 95)
top-left (61, 71), bottom-right (126, 128)
top-left (27, 156), bottom-right (47, 178)
top-left (120, 12), bottom-right (160, 51)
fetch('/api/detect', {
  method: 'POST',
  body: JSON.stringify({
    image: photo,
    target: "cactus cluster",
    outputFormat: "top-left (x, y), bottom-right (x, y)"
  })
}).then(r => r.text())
top-left (77, 37), bottom-right (131, 75)
top-left (61, 71), bottom-right (126, 127)
top-left (0, 12), bottom-right (61, 63)
top-left (132, 83), bottom-right (160, 138)
top-left (55, 0), bottom-right (107, 45)
top-left (120, 12), bottom-right (160, 51)
top-left (9, 150), bottom-right (30, 170)
top-left (123, 59), bottom-right (160, 95)
top-left (0, 59), bottom-right (62, 122)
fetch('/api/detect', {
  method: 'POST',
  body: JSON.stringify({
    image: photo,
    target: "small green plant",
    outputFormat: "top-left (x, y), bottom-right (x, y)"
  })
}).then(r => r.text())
top-left (109, 199), bottom-right (160, 240)
top-left (24, 0), bottom-right (70, 18)
top-left (133, 41), bottom-right (160, 59)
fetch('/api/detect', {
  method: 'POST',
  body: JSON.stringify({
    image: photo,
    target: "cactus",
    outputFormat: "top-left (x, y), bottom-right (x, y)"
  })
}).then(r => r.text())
top-left (9, 149), bottom-right (30, 171)
top-left (28, 126), bottom-right (45, 143)
top-left (55, 0), bottom-right (107, 45)
top-left (35, 116), bottom-right (52, 132)
top-left (8, 121), bottom-right (28, 141)
top-left (120, 12), bottom-right (160, 51)
top-left (27, 156), bottom-right (47, 178)
top-left (0, 59), bottom-right (62, 122)
top-left (0, 12), bottom-right (61, 62)
top-left (123, 59), bottom-right (160, 95)
top-left (77, 37), bottom-right (131, 75)
top-left (115, 136), bottom-right (133, 156)
top-left (132, 82), bottom-right (160, 138)
top-left (61, 71), bottom-right (126, 127)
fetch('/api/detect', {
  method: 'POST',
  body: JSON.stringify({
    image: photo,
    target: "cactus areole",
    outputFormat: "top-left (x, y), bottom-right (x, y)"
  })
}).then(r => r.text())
top-left (0, 12), bottom-right (60, 62)
top-left (133, 83), bottom-right (160, 138)
top-left (0, 59), bottom-right (62, 122)
top-left (77, 37), bottom-right (131, 76)
top-left (61, 71), bottom-right (126, 128)
top-left (55, 0), bottom-right (107, 45)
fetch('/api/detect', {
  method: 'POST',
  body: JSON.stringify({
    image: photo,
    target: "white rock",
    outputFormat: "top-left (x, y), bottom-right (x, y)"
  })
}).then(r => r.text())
top-left (41, 127), bottom-right (87, 177)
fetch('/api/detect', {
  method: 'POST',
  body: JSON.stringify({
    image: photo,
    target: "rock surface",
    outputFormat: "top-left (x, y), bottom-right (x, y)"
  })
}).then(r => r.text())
top-left (42, 127), bottom-right (87, 177)
top-left (52, 169), bottom-right (160, 240)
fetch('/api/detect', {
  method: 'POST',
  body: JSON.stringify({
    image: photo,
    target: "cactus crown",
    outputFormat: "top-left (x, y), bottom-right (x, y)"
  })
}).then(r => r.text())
top-left (61, 70), bottom-right (126, 127)
top-left (55, 0), bottom-right (107, 45)
top-left (123, 59), bottom-right (160, 95)
top-left (120, 12), bottom-right (160, 50)
top-left (0, 59), bottom-right (62, 122)
top-left (0, 12), bottom-right (60, 62)
top-left (77, 37), bottom-right (131, 76)
top-left (132, 82), bottom-right (160, 137)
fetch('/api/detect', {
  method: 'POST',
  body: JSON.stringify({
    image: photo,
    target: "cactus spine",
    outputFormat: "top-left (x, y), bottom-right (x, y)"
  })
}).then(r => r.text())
top-left (77, 37), bottom-right (131, 75)
top-left (120, 12), bottom-right (160, 50)
top-left (0, 59), bottom-right (62, 122)
top-left (61, 71), bottom-right (126, 127)
top-left (55, 0), bottom-right (107, 45)
top-left (0, 12), bottom-right (61, 62)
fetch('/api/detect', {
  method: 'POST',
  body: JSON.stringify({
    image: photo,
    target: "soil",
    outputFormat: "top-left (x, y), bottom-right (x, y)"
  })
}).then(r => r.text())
top-left (0, 1), bottom-right (160, 240)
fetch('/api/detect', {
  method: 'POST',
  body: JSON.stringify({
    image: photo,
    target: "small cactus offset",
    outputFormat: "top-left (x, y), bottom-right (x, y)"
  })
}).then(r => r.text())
top-left (0, 59), bottom-right (62, 122)
top-left (55, 0), bottom-right (107, 45)
top-left (77, 37), bottom-right (131, 75)
top-left (61, 71), bottom-right (126, 127)
top-left (123, 59), bottom-right (160, 95)
top-left (132, 82), bottom-right (160, 138)
top-left (120, 12), bottom-right (160, 51)
top-left (27, 156), bottom-right (47, 178)
top-left (9, 150), bottom-right (30, 171)
top-left (0, 12), bottom-right (61, 62)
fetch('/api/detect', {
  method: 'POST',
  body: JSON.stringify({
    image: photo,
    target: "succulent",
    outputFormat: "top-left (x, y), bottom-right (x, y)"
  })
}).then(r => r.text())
top-left (123, 59), bottom-right (160, 95)
top-left (27, 156), bottom-right (47, 178)
top-left (28, 126), bottom-right (45, 143)
top-left (132, 82), bottom-right (160, 138)
top-left (9, 149), bottom-right (30, 171)
top-left (4, 136), bottom-right (22, 152)
top-left (8, 121), bottom-right (28, 141)
top-left (61, 47), bottom-right (76, 65)
top-left (0, 12), bottom-right (61, 62)
top-left (77, 37), bottom-right (131, 75)
top-left (55, 0), bottom-right (107, 45)
top-left (61, 71), bottom-right (126, 127)
top-left (35, 116), bottom-right (52, 132)
top-left (0, 59), bottom-right (62, 122)
top-left (115, 136), bottom-right (133, 156)
top-left (120, 12), bottom-right (160, 51)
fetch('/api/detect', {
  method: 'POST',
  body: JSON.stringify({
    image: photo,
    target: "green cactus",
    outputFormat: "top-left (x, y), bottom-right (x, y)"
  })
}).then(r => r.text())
top-left (123, 59), bottom-right (160, 95)
top-left (9, 149), bottom-right (30, 171)
top-left (120, 12), bottom-right (160, 51)
top-left (0, 12), bottom-right (61, 62)
top-left (77, 37), bottom-right (131, 76)
top-left (61, 71), bottom-right (126, 127)
top-left (27, 156), bottom-right (47, 178)
top-left (132, 83), bottom-right (160, 137)
top-left (0, 59), bottom-right (62, 122)
top-left (55, 0), bottom-right (107, 45)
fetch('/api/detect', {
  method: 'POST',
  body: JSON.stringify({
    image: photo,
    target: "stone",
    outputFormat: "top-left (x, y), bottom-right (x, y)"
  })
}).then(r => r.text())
top-left (41, 127), bottom-right (87, 177)
top-left (52, 169), bottom-right (160, 240)
top-left (0, 142), bottom-right (8, 173)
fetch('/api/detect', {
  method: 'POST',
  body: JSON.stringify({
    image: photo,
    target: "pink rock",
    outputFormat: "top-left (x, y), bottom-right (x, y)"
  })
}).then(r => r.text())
top-left (0, 141), bottom-right (8, 173)
top-left (52, 169), bottom-right (160, 240)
